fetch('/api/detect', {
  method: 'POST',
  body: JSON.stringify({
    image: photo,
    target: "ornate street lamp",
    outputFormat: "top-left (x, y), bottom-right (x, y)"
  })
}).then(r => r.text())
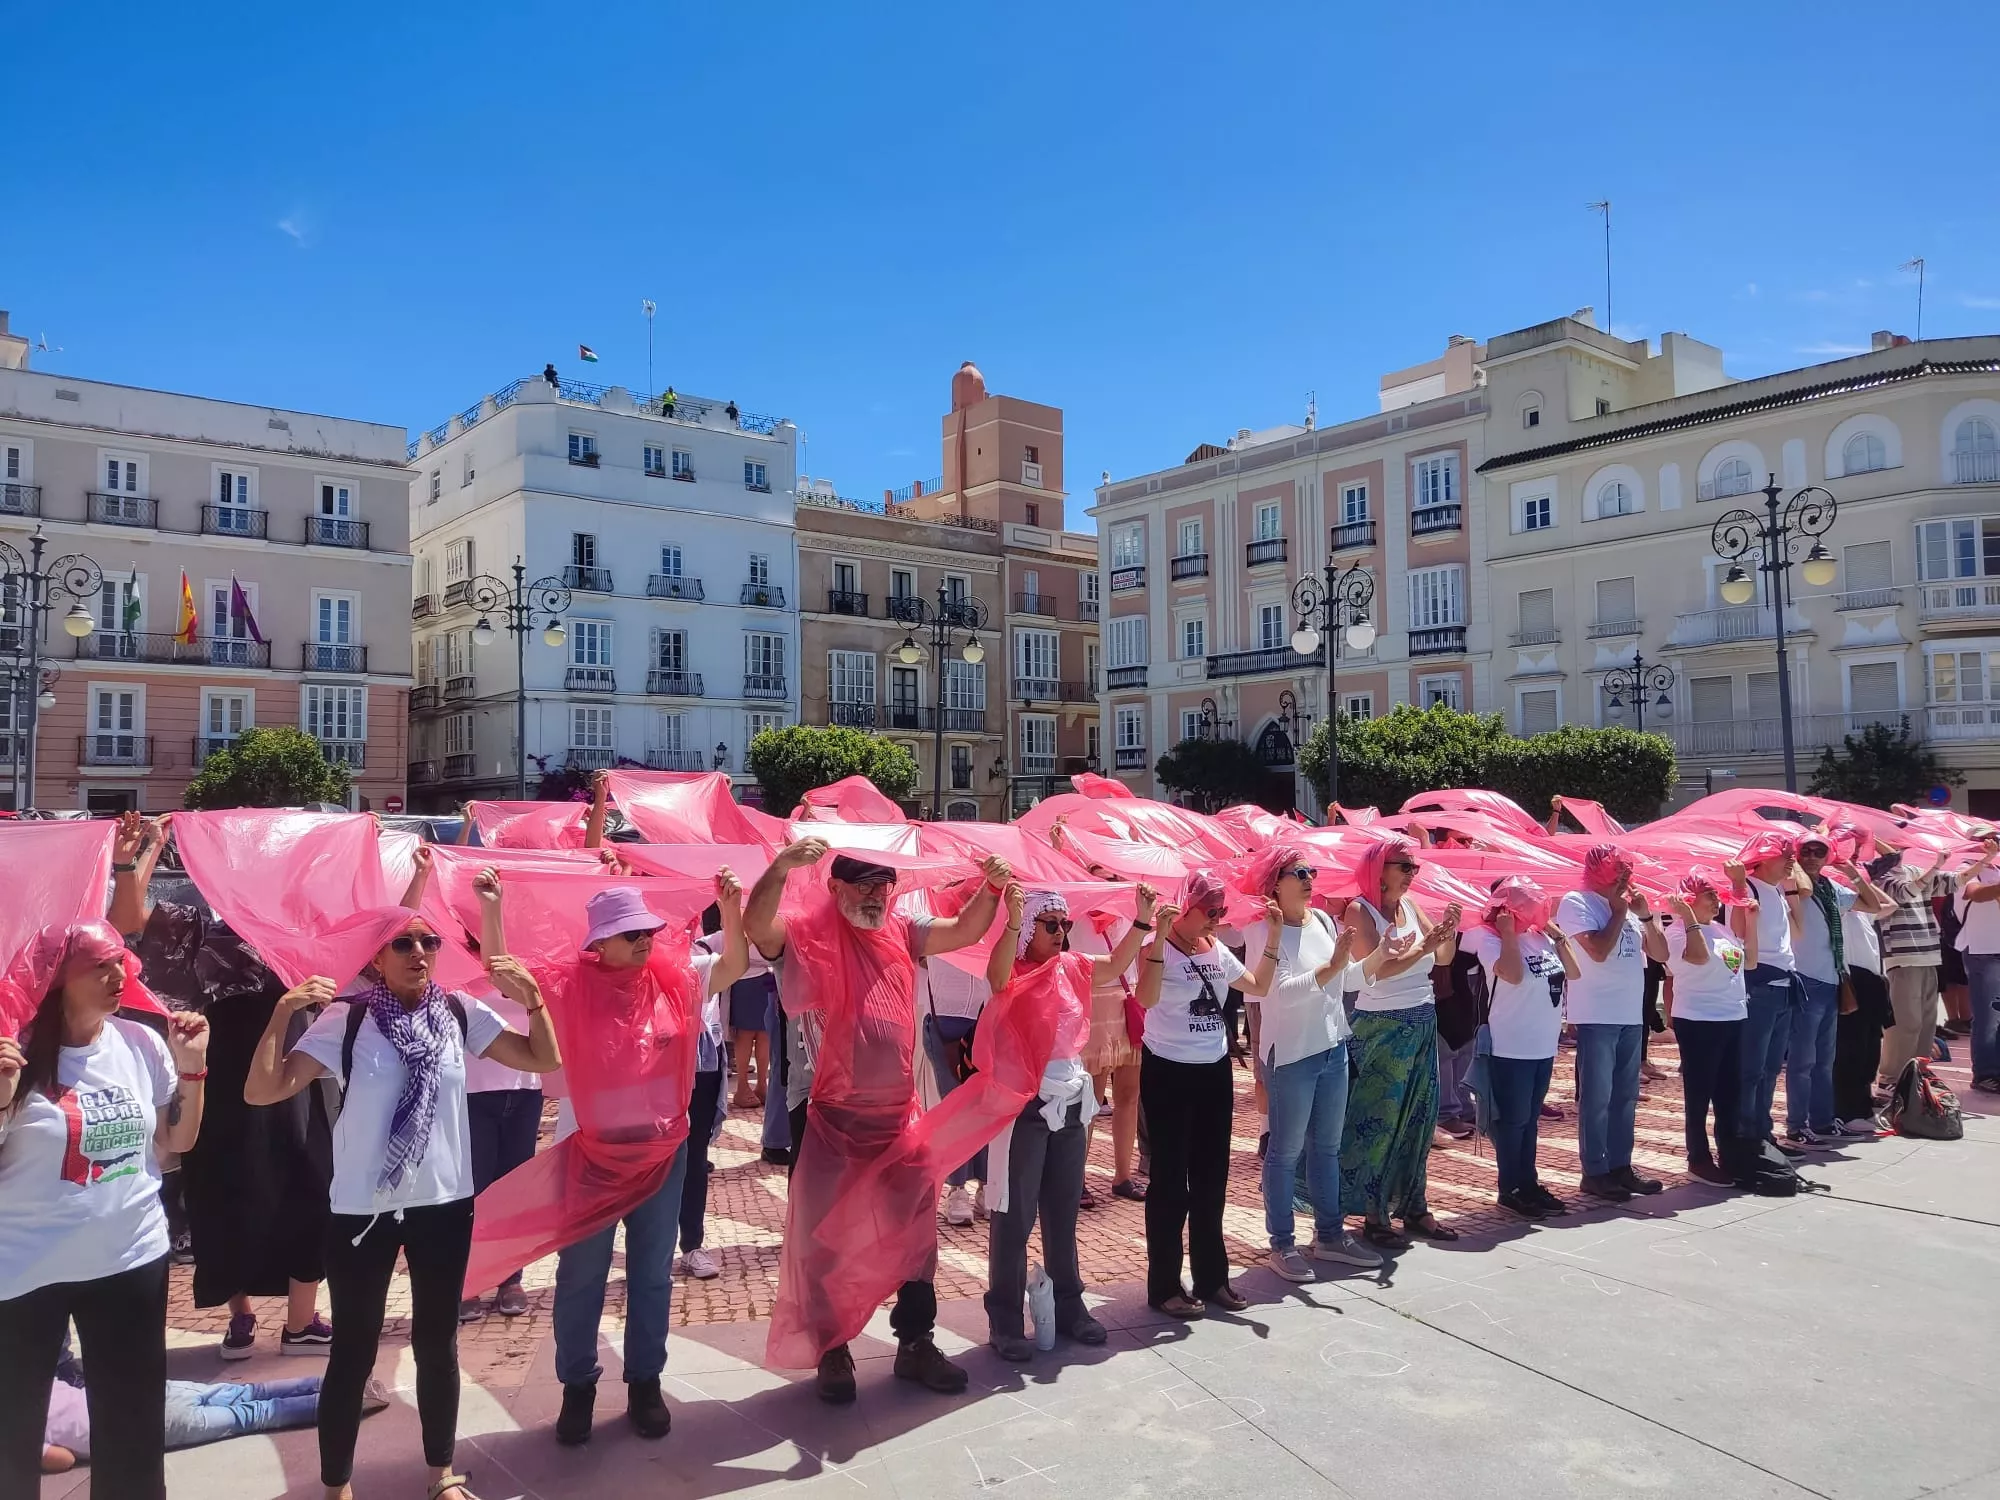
top-left (463, 560), bottom-right (572, 797)
top-left (890, 582), bottom-right (990, 819)
top-left (1290, 562), bottom-right (1376, 809)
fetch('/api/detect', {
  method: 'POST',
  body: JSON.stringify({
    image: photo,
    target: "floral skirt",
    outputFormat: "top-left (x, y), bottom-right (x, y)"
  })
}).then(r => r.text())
top-left (1340, 1003), bottom-right (1438, 1222)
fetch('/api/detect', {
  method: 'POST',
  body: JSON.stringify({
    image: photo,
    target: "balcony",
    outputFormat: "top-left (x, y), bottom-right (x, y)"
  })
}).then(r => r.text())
top-left (1114, 746), bottom-right (1148, 770)
top-left (744, 673), bottom-right (788, 699)
top-left (1013, 592), bottom-right (1058, 617)
top-left (1206, 643), bottom-right (1324, 680)
top-left (87, 492), bottom-right (156, 528)
top-left (740, 583), bottom-right (786, 608)
top-left (1012, 678), bottom-right (1093, 703)
top-left (564, 666), bottom-right (616, 692)
top-left (76, 631), bottom-right (270, 669)
top-left (566, 747), bottom-right (614, 770)
top-left (79, 733), bottom-right (152, 767)
top-left (443, 753), bottom-right (478, 781)
top-left (193, 735), bottom-right (236, 766)
top-left (645, 670), bottom-right (704, 696)
top-left (1110, 565), bottom-right (1146, 592)
top-left (647, 575), bottom-right (705, 602)
top-left (412, 594), bottom-right (438, 620)
top-left (827, 589), bottom-right (870, 617)
top-left (1837, 587), bottom-right (1903, 612)
top-left (1080, 599), bottom-right (1101, 622)
top-left (198, 504), bottom-right (267, 539)
top-left (443, 580), bottom-right (477, 609)
top-left (443, 674), bottom-right (476, 702)
top-left (1021, 749), bottom-right (1057, 773)
top-left (0, 482), bottom-right (40, 517)
top-left (411, 760), bottom-right (440, 785)
top-left (1170, 554), bottom-right (1210, 581)
top-left (207, 638), bottom-right (270, 668)
top-left (571, 451), bottom-right (601, 468)
top-left (1587, 617), bottom-right (1642, 639)
top-left (319, 739), bottom-right (366, 769)
top-left (885, 706), bottom-right (988, 732)
top-left (831, 701), bottom-right (878, 728)
top-left (1510, 627), bottom-right (1561, 647)
top-left (564, 564), bottom-right (614, 593)
top-left (306, 517), bottom-right (370, 549)
top-left (409, 684), bottom-right (440, 712)
top-left (1106, 664), bottom-right (1148, 689)
top-left (1409, 625), bottom-right (1468, 657)
top-left (1954, 450), bottom-right (2000, 484)
top-left (304, 643), bottom-right (368, 673)
top-left (1927, 703), bottom-right (2000, 740)
top-left (645, 747), bottom-right (708, 771)
top-left (1668, 607), bottom-right (1811, 649)
top-left (1412, 504), bottom-right (1463, 538)
top-left (1021, 460), bottom-right (1044, 487)
top-left (1672, 712), bottom-right (1908, 758)
top-left (672, 465), bottom-right (695, 483)
top-left (1245, 537), bottom-right (1288, 568)
top-left (1331, 519), bottom-right (1376, 552)
top-left (1919, 580), bottom-right (2000, 623)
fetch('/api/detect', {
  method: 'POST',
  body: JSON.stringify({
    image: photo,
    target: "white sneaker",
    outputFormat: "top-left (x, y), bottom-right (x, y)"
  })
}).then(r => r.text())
top-left (678, 1248), bottom-right (720, 1279)
top-left (973, 1182), bottom-right (990, 1221)
top-left (1312, 1233), bottom-right (1385, 1269)
top-left (945, 1186), bottom-right (975, 1226)
top-left (1267, 1247), bottom-right (1314, 1283)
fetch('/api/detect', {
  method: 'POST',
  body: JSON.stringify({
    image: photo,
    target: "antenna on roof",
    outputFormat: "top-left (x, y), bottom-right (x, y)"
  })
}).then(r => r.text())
top-left (1898, 258), bottom-right (1925, 341)
top-left (1586, 200), bottom-right (1612, 332)
top-left (1305, 391), bottom-right (1316, 430)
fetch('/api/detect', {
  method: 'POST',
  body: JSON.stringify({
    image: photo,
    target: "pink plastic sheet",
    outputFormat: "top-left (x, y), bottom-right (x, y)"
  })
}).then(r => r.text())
top-left (603, 771), bottom-right (788, 849)
top-left (915, 822), bottom-right (1094, 887)
top-left (1069, 771), bottom-right (1135, 800)
top-left (470, 800), bottom-right (589, 849)
top-left (1551, 797), bottom-right (1624, 836)
top-left (0, 821), bottom-right (127, 1035)
top-left (1401, 789), bottom-right (1545, 838)
top-left (792, 776), bottom-right (906, 823)
top-left (1016, 793), bottom-right (1245, 860)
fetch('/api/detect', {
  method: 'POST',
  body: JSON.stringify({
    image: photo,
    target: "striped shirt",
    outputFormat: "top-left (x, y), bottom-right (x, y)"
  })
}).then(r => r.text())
top-left (1877, 867), bottom-right (1947, 970)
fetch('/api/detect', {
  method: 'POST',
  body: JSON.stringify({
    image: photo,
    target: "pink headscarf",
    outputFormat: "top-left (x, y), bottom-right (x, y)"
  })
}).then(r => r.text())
top-left (1237, 843), bottom-right (1307, 899)
top-left (0, 920), bottom-right (158, 1038)
top-left (1484, 876), bottom-right (1553, 931)
top-left (1183, 869), bottom-right (1229, 914)
top-left (1738, 829), bottom-right (1799, 869)
top-left (1581, 844), bottom-right (1632, 894)
top-left (1355, 836), bottom-right (1418, 907)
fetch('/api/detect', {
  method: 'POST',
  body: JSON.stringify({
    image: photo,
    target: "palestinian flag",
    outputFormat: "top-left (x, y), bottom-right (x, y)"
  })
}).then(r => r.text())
top-left (578, 344), bottom-right (599, 363)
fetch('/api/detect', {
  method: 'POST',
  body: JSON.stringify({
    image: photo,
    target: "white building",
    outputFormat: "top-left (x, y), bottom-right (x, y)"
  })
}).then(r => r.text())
top-left (405, 376), bottom-right (798, 806)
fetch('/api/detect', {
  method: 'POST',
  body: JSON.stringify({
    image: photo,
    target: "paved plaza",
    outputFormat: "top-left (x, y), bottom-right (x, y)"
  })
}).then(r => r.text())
top-left (50, 1045), bottom-right (2000, 1500)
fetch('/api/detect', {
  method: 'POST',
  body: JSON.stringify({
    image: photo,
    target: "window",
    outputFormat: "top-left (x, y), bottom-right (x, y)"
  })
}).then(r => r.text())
top-left (944, 575), bottom-right (968, 608)
top-left (569, 619), bottom-right (613, 667)
top-left (303, 684), bottom-right (364, 743)
top-left (1844, 541), bottom-right (1893, 597)
top-left (891, 666), bottom-right (919, 716)
top-left (829, 650), bottom-right (876, 705)
top-left (1115, 706), bottom-right (1144, 749)
top-left (1015, 628), bottom-right (1059, 687)
top-left (653, 711), bottom-right (688, 753)
top-left (319, 481), bottom-right (352, 518)
top-left (1407, 565), bottom-right (1465, 629)
top-left (744, 632), bottom-right (784, 681)
top-left (1021, 568), bottom-right (1040, 600)
top-left (571, 705), bottom-right (613, 751)
top-left (749, 553), bottom-right (771, 586)
top-left (1412, 454), bottom-right (1458, 510)
top-left (1111, 525), bottom-right (1144, 568)
top-left (1954, 418), bottom-right (1999, 483)
top-left (1181, 617), bottom-right (1206, 660)
top-left (1258, 603), bottom-right (1285, 650)
top-left (463, 453), bottom-right (475, 487)
top-left (644, 445), bottom-right (666, 477)
top-left (943, 659), bottom-right (986, 711)
top-left (1082, 571), bottom-right (1100, 605)
top-left (428, 471), bottom-right (441, 502)
top-left (950, 746), bottom-right (973, 790)
top-left (3, 443), bottom-right (23, 481)
top-left (1021, 715), bottom-right (1057, 771)
top-left (671, 447), bottom-right (694, 479)
top-left (1025, 502), bottom-right (1039, 527)
top-left (445, 538), bottom-right (474, 582)
top-left (1690, 676), bottom-right (1733, 726)
top-left (91, 687), bottom-right (140, 760)
top-left (1520, 689), bottom-right (1558, 735)
top-left (1107, 615), bottom-right (1147, 668)
top-left (1344, 692), bottom-right (1374, 721)
top-left (833, 561), bottom-right (859, 595)
top-left (214, 468), bottom-right (255, 529)
top-left (1916, 519), bottom-right (2000, 582)
top-left (1596, 576), bottom-right (1638, 628)
top-left (568, 432), bottom-right (597, 463)
top-left (95, 575), bottom-right (141, 653)
top-left (1175, 518), bottom-right (1203, 557)
top-left (207, 580), bottom-right (258, 664)
top-left (1847, 661), bottom-right (1901, 715)
top-left (744, 460), bottom-right (769, 491)
top-left (653, 630), bottom-right (687, 671)
top-left (572, 532), bottom-right (597, 567)
top-left (1518, 588), bottom-right (1556, 641)
top-left (443, 629), bottom-right (472, 680)
top-left (1595, 398), bottom-right (1612, 416)
top-left (891, 568), bottom-right (915, 602)
top-left (1418, 674), bottom-right (1463, 711)
top-left (1928, 648), bottom-right (2000, 710)
top-left (1253, 502), bottom-right (1281, 541)
top-left (1086, 723), bottom-right (1101, 763)
top-left (444, 713), bottom-right (473, 756)
top-left (746, 710), bottom-right (786, 741)
top-left (1086, 640), bottom-right (1100, 692)
top-left (1843, 432), bottom-right (1887, 476)
top-left (1522, 403), bottom-right (1541, 429)
top-left (1519, 493), bottom-right (1552, 531)
top-left (1181, 710), bottom-right (1202, 743)
top-left (101, 453), bottom-right (142, 493)
top-left (1341, 482), bottom-right (1369, 524)
top-left (313, 592), bottom-right (355, 645)
top-left (1596, 480), bottom-right (1636, 517)
top-left (1025, 445), bottom-right (1039, 464)
top-left (1712, 458), bottom-right (1754, 499)
top-left (659, 545), bottom-right (682, 578)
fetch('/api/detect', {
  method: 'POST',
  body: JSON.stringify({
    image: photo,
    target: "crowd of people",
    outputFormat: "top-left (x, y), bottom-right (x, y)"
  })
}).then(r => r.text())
top-left (0, 776), bottom-right (1989, 1500)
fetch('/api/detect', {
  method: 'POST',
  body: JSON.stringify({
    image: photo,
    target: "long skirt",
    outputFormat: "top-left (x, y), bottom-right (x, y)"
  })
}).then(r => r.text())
top-left (1339, 1003), bottom-right (1438, 1223)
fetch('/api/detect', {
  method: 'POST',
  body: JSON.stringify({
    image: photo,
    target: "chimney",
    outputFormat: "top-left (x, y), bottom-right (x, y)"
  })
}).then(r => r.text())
top-left (1871, 330), bottom-right (1913, 351)
top-left (0, 311), bottom-right (28, 371)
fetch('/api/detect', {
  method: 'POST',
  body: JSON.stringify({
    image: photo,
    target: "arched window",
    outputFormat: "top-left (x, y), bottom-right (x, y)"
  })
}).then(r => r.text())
top-left (1956, 417), bottom-right (1999, 483)
top-left (1255, 721), bottom-right (1295, 767)
top-left (1597, 481), bottom-right (1635, 517)
top-left (1843, 431), bottom-right (1887, 475)
top-left (946, 800), bottom-right (979, 821)
top-left (1712, 457), bottom-right (1754, 497)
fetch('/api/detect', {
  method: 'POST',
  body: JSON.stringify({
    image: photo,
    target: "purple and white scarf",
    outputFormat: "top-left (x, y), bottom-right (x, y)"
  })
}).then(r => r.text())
top-left (363, 979), bottom-right (457, 1192)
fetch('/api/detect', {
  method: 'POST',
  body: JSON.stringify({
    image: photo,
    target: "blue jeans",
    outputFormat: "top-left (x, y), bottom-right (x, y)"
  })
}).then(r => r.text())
top-left (552, 1142), bottom-right (690, 1386)
top-left (164, 1376), bottom-right (321, 1450)
top-left (1435, 1034), bottom-right (1476, 1125)
top-left (1261, 1044), bottom-right (1349, 1248)
top-left (761, 985), bottom-right (791, 1151)
top-left (922, 1013), bottom-right (989, 1187)
top-left (1486, 1054), bottom-right (1554, 1196)
top-left (1573, 1023), bottom-right (1642, 1176)
top-left (1740, 967), bottom-right (1798, 1142)
top-left (1967, 952), bottom-right (2000, 1083)
top-left (1787, 976), bottom-right (1840, 1133)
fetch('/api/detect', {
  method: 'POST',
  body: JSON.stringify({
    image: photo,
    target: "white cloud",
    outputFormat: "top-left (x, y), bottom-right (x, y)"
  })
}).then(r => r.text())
top-left (1961, 294), bottom-right (2000, 310)
top-left (276, 212), bottom-right (308, 246)
top-left (1795, 342), bottom-right (1869, 356)
top-left (1736, 282), bottom-right (1760, 300)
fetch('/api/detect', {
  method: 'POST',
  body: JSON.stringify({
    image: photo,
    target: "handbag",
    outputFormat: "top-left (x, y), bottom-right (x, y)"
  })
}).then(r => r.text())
top-left (1121, 973), bottom-right (1145, 1047)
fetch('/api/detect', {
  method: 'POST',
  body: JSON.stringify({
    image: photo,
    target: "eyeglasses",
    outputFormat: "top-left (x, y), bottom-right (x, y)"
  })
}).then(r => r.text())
top-left (1284, 866), bottom-right (1316, 882)
top-left (1037, 917), bottom-right (1074, 935)
top-left (389, 934), bottom-right (444, 955)
top-left (1199, 905), bottom-right (1227, 920)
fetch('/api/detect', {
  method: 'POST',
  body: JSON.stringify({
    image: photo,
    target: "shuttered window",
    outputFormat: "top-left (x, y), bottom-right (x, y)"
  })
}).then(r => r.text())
top-left (1847, 662), bottom-right (1901, 713)
top-left (1518, 589), bottom-right (1555, 637)
top-left (1690, 676), bottom-right (1734, 723)
top-left (1748, 672), bottom-right (1780, 723)
top-left (1844, 541), bottom-right (1892, 592)
top-left (1595, 576), bottom-right (1637, 626)
top-left (1520, 690), bottom-right (1559, 735)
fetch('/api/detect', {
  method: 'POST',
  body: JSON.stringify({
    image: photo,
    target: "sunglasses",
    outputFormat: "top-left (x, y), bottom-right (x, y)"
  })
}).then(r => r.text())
top-left (389, 933), bottom-right (445, 955)
top-left (1283, 865), bottom-right (1317, 882)
top-left (1199, 905), bottom-right (1227, 920)
top-left (1387, 860), bottom-right (1420, 874)
top-left (1036, 917), bottom-right (1074, 935)
top-left (615, 928), bottom-right (657, 944)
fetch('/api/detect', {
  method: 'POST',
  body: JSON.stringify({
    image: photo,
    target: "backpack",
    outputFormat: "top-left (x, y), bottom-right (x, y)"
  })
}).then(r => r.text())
top-left (1881, 1057), bottom-right (1963, 1141)
top-left (338, 996), bottom-right (468, 1085)
top-left (1722, 1134), bottom-right (1809, 1197)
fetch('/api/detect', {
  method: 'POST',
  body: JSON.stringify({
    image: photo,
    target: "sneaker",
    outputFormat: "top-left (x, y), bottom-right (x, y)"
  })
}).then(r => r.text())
top-left (555, 1381), bottom-right (596, 1445)
top-left (171, 1229), bottom-right (195, 1266)
top-left (1935, 1023), bottom-right (1962, 1040)
top-left (1579, 1173), bottom-right (1633, 1203)
top-left (1540, 1102), bottom-right (1564, 1120)
top-left (1688, 1160), bottom-right (1735, 1186)
top-left (973, 1183), bottom-right (989, 1221)
top-left (1612, 1166), bottom-right (1663, 1196)
top-left (1839, 1117), bottom-right (1880, 1137)
top-left (1312, 1233), bottom-right (1384, 1269)
top-left (219, 1313), bottom-right (256, 1361)
top-left (1767, 1135), bottom-right (1807, 1160)
top-left (678, 1248), bottom-right (721, 1280)
top-left (495, 1282), bottom-right (530, 1317)
top-left (626, 1377), bottom-right (670, 1440)
top-left (1783, 1127), bottom-right (1833, 1150)
top-left (944, 1186), bottom-right (974, 1226)
top-left (458, 1296), bottom-right (487, 1323)
top-left (280, 1315), bottom-right (334, 1354)
top-left (360, 1376), bottom-right (393, 1415)
top-left (1267, 1247), bottom-right (1314, 1283)
top-left (1973, 1077), bottom-right (2000, 1095)
top-left (1062, 1311), bottom-right (1108, 1345)
top-left (816, 1345), bottom-right (857, 1405)
top-left (1499, 1188), bottom-right (1547, 1220)
top-left (894, 1336), bottom-right (969, 1394)
top-left (761, 1146), bottom-right (791, 1166)
top-left (988, 1332), bottom-right (1035, 1361)
top-left (1111, 1178), bottom-right (1147, 1202)
top-left (1526, 1184), bottom-right (1570, 1216)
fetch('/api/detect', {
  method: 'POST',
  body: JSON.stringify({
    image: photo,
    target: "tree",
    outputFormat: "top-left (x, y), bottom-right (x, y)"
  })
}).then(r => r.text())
top-left (183, 725), bottom-right (352, 810)
top-left (746, 725), bottom-right (919, 815)
top-left (1153, 736), bottom-right (1276, 813)
top-left (1807, 716), bottom-right (1963, 810)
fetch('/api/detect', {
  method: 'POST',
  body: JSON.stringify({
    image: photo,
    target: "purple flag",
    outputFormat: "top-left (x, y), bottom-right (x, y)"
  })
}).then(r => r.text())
top-left (229, 576), bottom-right (265, 644)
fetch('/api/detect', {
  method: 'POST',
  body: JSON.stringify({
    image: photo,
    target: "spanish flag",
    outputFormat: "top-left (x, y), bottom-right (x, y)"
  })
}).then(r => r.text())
top-left (176, 570), bottom-right (199, 645)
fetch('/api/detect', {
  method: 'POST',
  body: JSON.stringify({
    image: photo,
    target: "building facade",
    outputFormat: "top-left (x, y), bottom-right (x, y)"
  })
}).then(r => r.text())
top-left (405, 376), bottom-right (798, 808)
top-left (795, 483), bottom-right (1006, 820)
top-left (0, 319), bottom-right (412, 812)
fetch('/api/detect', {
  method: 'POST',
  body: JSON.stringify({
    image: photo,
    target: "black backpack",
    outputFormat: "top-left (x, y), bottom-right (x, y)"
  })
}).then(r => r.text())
top-left (1723, 1135), bottom-right (1819, 1197)
top-left (337, 996), bottom-right (467, 1084)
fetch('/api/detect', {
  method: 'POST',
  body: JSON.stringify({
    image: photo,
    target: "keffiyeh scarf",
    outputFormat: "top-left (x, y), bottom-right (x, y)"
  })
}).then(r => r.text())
top-left (363, 979), bottom-right (457, 1191)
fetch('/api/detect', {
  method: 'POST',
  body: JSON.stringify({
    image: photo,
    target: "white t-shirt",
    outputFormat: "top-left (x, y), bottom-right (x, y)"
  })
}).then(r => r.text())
top-left (1464, 928), bottom-right (1565, 1059)
top-left (1354, 897), bottom-right (1437, 1013)
top-left (1794, 883), bottom-right (1856, 985)
top-left (1667, 920), bottom-right (1749, 1022)
top-left (1748, 879), bottom-right (1796, 971)
top-left (44, 1381), bottom-right (90, 1459)
top-left (464, 990), bottom-right (539, 1094)
top-left (295, 994), bottom-right (508, 1216)
top-left (1242, 912), bottom-right (1351, 1068)
top-left (1144, 941), bottom-right (1246, 1064)
top-left (1844, 902), bottom-right (1882, 975)
top-left (1956, 877), bottom-right (2000, 955)
top-left (1554, 891), bottom-right (1646, 1026)
top-left (0, 1016), bottom-right (176, 1301)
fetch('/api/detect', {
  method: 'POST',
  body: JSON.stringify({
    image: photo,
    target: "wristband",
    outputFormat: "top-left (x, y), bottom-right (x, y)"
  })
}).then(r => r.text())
top-left (178, 1070), bottom-right (208, 1082)
top-left (113, 862), bottom-right (137, 873)
top-left (1132, 920), bottom-right (1153, 932)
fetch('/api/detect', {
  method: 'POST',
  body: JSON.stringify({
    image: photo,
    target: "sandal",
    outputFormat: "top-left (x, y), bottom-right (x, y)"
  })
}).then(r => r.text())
top-left (1111, 1179), bottom-right (1147, 1203)
top-left (1151, 1293), bottom-right (1205, 1320)
top-left (1079, 1185), bottom-right (1099, 1211)
top-left (1361, 1222), bottom-right (1410, 1250)
top-left (1202, 1283), bottom-right (1249, 1312)
top-left (428, 1475), bottom-right (478, 1500)
top-left (1402, 1214), bottom-right (1460, 1242)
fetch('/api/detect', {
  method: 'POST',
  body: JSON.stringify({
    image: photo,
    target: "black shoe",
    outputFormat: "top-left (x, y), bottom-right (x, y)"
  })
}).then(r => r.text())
top-left (1526, 1183), bottom-right (1569, 1216)
top-left (1688, 1159), bottom-right (1734, 1186)
top-left (626, 1378), bottom-right (670, 1440)
top-left (894, 1336), bottom-right (969, 1394)
top-left (816, 1345), bottom-right (857, 1405)
top-left (1766, 1135), bottom-right (1807, 1160)
top-left (761, 1147), bottom-right (791, 1166)
top-left (1063, 1312), bottom-right (1109, 1346)
top-left (1498, 1187), bottom-right (1547, 1220)
top-left (555, 1381), bottom-right (596, 1446)
top-left (1579, 1173), bottom-right (1632, 1202)
top-left (1613, 1165), bottom-right (1663, 1196)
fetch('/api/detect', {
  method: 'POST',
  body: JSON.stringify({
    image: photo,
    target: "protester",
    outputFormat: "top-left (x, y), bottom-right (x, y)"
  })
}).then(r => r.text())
top-left (1789, 838), bottom-right (1892, 1142)
top-left (1081, 915), bottom-right (1147, 1203)
top-left (920, 927), bottom-right (992, 1225)
top-left (1341, 838), bottom-right (1463, 1245)
top-left (1462, 878), bottom-right (1580, 1218)
top-left (1135, 870), bottom-right (1280, 1315)
top-left (242, 899), bottom-right (561, 1500)
top-left (1951, 833), bottom-right (2000, 1094)
top-left (1235, 848), bottom-right (1384, 1278)
top-left (1555, 844), bottom-right (1668, 1202)
top-left (1664, 873), bottom-right (1754, 1185)
top-left (728, 968), bottom-right (773, 1109)
top-left (1734, 834), bottom-right (1805, 1161)
top-left (1431, 943), bottom-right (1485, 1143)
top-left (41, 1371), bottom-right (392, 1473)
top-left (1835, 850), bottom-right (1894, 1132)
top-left (679, 928), bottom-right (741, 1282)
top-left (980, 884), bottom-right (1154, 1356)
top-left (746, 839), bottom-right (1009, 1401)
top-left (1874, 841), bottom-right (1952, 1089)
top-left (0, 921), bottom-right (210, 1500)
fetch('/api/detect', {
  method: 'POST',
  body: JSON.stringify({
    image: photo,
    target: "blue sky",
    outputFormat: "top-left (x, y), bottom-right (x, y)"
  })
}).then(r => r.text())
top-left (10, 3), bottom-right (1997, 529)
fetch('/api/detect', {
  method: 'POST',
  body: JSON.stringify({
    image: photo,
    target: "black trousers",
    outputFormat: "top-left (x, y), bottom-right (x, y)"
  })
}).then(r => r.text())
top-left (1672, 1017), bottom-right (1744, 1165)
top-left (466, 1088), bottom-right (543, 1289)
top-left (1139, 1048), bottom-right (1234, 1306)
top-left (680, 1066), bottom-right (724, 1252)
top-left (787, 1098), bottom-right (936, 1344)
top-left (1836, 969), bottom-right (1889, 1122)
top-left (320, 1198), bottom-right (474, 1487)
top-left (0, 1255), bottom-right (168, 1498)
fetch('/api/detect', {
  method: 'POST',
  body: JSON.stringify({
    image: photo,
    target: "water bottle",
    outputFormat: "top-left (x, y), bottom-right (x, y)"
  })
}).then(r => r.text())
top-left (1027, 1261), bottom-right (1057, 1350)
